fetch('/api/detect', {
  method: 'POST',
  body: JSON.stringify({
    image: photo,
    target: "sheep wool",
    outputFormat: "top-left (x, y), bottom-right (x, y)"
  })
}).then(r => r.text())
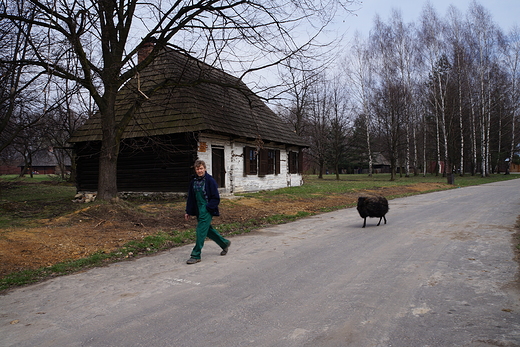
top-left (356, 195), bottom-right (389, 228)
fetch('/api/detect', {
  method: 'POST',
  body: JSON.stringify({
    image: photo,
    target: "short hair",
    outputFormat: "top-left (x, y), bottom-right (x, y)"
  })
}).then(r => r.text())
top-left (194, 159), bottom-right (206, 169)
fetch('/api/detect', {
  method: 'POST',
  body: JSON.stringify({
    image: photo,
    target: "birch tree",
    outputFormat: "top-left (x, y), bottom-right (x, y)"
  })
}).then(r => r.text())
top-left (503, 26), bottom-right (520, 174)
top-left (446, 5), bottom-right (468, 175)
top-left (370, 12), bottom-right (414, 180)
top-left (419, 4), bottom-right (450, 176)
top-left (466, 2), bottom-right (499, 177)
top-left (389, 11), bottom-right (418, 177)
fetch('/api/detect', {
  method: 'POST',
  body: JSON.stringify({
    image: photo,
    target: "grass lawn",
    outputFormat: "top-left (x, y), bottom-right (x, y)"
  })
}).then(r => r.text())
top-left (241, 172), bottom-right (519, 199)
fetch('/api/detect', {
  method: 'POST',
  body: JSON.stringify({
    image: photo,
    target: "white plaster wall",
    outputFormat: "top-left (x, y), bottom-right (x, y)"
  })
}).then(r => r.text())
top-left (197, 135), bottom-right (303, 194)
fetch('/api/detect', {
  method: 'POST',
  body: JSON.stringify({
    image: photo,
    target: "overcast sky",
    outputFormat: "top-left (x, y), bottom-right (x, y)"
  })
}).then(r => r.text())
top-left (341, 0), bottom-right (519, 38)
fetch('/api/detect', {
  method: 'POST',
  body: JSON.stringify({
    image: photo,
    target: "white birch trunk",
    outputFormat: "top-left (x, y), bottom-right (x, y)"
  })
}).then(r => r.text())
top-left (458, 73), bottom-right (464, 175)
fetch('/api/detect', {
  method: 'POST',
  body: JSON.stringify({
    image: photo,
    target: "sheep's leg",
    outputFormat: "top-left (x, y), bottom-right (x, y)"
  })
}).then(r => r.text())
top-left (362, 218), bottom-right (367, 228)
top-left (383, 216), bottom-right (387, 225)
top-left (377, 217), bottom-right (382, 226)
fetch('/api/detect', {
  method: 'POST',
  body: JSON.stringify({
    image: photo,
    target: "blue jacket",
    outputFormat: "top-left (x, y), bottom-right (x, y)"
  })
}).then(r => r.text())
top-left (185, 172), bottom-right (220, 217)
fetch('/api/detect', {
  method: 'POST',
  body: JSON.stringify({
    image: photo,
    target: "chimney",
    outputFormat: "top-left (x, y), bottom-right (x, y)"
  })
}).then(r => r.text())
top-left (138, 36), bottom-right (157, 64)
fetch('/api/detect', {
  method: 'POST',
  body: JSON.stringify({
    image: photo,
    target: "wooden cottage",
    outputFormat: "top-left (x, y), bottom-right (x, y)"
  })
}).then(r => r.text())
top-left (68, 45), bottom-right (307, 195)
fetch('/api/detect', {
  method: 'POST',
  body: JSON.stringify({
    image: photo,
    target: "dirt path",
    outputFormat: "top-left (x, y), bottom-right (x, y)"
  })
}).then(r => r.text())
top-left (0, 183), bottom-right (447, 277)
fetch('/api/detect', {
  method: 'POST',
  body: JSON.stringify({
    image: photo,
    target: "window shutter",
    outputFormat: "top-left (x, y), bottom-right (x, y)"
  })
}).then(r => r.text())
top-left (244, 146), bottom-right (250, 176)
top-left (275, 150), bottom-right (280, 175)
top-left (258, 149), bottom-right (268, 177)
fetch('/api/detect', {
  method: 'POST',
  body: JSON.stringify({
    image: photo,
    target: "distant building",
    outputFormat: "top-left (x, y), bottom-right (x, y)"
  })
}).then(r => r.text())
top-left (372, 152), bottom-right (391, 173)
top-left (18, 148), bottom-right (71, 175)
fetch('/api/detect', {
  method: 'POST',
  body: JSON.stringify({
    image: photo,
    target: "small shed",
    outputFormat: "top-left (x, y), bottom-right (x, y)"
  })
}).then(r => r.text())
top-left (372, 152), bottom-right (391, 174)
top-left (68, 45), bottom-right (307, 195)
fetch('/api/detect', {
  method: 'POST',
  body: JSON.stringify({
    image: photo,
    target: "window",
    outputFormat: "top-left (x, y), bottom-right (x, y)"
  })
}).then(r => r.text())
top-left (288, 151), bottom-right (303, 174)
top-left (267, 150), bottom-right (275, 174)
top-left (244, 147), bottom-right (280, 176)
top-left (243, 146), bottom-right (257, 176)
top-left (266, 149), bottom-right (280, 175)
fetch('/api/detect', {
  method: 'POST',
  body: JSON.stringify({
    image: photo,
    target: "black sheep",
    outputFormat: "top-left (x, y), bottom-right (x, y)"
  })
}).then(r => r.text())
top-left (356, 195), bottom-right (389, 228)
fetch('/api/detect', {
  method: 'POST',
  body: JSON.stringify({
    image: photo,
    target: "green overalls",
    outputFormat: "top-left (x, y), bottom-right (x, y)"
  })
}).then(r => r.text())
top-left (190, 183), bottom-right (229, 259)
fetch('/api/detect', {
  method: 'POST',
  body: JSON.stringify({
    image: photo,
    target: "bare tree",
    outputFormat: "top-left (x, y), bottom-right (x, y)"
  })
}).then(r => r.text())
top-left (503, 26), bottom-right (520, 174)
top-left (446, 5), bottom-right (468, 176)
top-left (389, 11), bottom-right (419, 177)
top-left (419, 4), bottom-right (451, 176)
top-left (466, 2), bottom-right (500, 177)
top-left (344, 33), bottom-right (375, 176)
top-left (370, 12), bottom-right (412, 180)
top-left (325, 74), bottom-right (350, 180)
top-left (372, 80), bottom-right (407, 180)
top-left (12, 114), bottom-right (50, 177)
top-left (426, 54), bottom-right (451, 176)
top-left (45, 103), bottom-right (88, 180)
top-left (276, 57), bottom-right (324, 137)
top-left (1, 0), bottom-right (354, 200)
top-left (339, 1), bottom-right (517, 179)
top-left (305, 73), bottom-right (331, 178)
top-left (0, 0), bottom-right (47, 153)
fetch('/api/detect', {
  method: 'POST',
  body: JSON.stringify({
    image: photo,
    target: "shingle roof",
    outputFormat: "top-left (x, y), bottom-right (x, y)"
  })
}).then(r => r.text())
top-left (69, 48), bottom-right (307, 147)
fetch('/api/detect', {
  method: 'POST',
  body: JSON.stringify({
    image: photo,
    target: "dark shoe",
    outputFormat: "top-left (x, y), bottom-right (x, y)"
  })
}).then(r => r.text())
top-left (186, 258), bottom-right (201, 264)
top-left (220, 241), bottom-right (231, 256)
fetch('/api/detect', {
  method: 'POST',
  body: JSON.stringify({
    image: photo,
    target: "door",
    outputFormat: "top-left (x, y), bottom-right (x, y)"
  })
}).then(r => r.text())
top-left (212, 147), bottom-right (225, 188)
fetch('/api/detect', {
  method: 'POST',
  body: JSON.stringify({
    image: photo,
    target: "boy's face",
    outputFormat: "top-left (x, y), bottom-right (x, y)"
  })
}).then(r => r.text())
top-left (195, 165), bottom-right (206, 177)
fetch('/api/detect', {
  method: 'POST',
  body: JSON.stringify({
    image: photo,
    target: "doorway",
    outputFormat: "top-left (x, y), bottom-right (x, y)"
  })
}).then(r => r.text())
top-left (212, 147), bottom-right (225, 188)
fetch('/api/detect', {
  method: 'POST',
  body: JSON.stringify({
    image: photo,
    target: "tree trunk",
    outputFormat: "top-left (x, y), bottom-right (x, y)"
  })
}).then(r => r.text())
top-left (98, 136), bottom-right (120, 200)
top-left (318, 157), bottom-right (324, 179)
top-left (469, 95), bottom-right (478, 175)
top-left (485, 88), bottom-right (492, 176)
top-left (405, 124), bottom-right (410, 177)
top-left (435, 109), bottom-right (441, 176)
top-left (495, 105), bottom-right (502, 173)
top-left (390, 155), bottom-right (396, 181)
top-left (506, 40), bottom-right (519, 175)
top-left (97, 90), bottom-right (120, 200)
top-left (422, 112), bottom-right (427, 176)
top-left (458, 72), bottom-right (465, 176)
top-left (365, 114), bottom-right (373, 177)
top-left (508, 99), bottom-right (517, 175)
top-left (412, 125), bottom-right (418, 176)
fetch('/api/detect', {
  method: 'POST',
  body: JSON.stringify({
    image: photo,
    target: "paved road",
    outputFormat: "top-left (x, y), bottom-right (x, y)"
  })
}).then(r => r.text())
top-left (1, 180), bottom-right (520, 347)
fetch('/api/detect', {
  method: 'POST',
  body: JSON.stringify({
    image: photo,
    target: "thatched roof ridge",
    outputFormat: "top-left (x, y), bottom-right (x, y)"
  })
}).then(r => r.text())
top-left (69, 48), bottom-right (307, 147)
